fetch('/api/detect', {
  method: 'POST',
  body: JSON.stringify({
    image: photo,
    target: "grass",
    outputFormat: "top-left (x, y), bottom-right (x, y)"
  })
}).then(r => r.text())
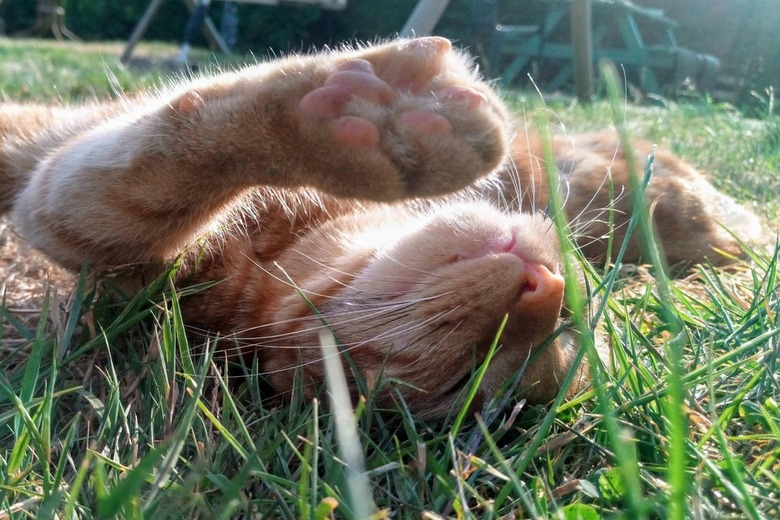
top-left (0, 37), bottom-right (249, 103)
top-left (1, 37), bottom-right (780, 518)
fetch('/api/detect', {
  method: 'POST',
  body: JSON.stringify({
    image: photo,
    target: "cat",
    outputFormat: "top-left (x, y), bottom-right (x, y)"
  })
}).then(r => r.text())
top-left (0, 37), bottom-right (762, 420)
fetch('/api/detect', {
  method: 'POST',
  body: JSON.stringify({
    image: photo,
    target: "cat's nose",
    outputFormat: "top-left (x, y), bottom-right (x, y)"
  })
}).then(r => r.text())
top-left (515, 262), bottom-right (565, 317)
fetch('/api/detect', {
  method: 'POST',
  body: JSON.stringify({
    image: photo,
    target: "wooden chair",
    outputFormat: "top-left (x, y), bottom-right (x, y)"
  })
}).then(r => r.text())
top-left (473, 0), bottom-right (720, 95)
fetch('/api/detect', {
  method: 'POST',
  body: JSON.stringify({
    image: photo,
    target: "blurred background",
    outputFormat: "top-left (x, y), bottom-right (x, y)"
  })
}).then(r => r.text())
top-left (0, 0), bottom-right (777, 113)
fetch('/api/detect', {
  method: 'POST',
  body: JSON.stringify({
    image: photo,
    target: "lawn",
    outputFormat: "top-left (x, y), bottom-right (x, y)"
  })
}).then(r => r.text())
top-left (1, 37), bottom-right (779, 519)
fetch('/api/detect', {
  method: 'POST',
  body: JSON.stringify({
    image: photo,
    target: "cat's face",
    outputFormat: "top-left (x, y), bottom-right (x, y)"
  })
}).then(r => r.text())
top-left (254, 201), bottom-right (572, 419)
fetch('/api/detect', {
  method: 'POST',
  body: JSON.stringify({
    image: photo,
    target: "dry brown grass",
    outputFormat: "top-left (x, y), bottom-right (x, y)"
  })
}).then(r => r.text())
top-left (0, 216), bottom-right (74, 342)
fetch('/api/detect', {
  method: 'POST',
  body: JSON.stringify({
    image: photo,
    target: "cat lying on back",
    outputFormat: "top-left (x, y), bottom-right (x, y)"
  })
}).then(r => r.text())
top-left (0, 37), bottom-right (761, 419)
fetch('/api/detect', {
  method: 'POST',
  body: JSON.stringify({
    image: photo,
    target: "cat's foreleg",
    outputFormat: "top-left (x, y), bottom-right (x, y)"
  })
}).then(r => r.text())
top-left (13, 37), bottom-right (509, 270)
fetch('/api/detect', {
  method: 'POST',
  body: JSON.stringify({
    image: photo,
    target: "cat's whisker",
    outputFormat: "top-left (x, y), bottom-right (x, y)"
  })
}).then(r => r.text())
top-left (349, 306), bottom-right (461, 344)
top-left (287, 247), bottom-right (442, 296)
top-left (238, 304), bottom-right (420, 343)
top-left (499, 155), bottom-right (523, 213)
top-left (569, 190), bottom-right (632, 243)
top-left (403, 315), bottom-right (464, 350)
top-left (192, 286), bottom-right (459, 357)
top-left (289, 248), bottom-right (364, 280)
top-left (232, 312), bottom-right (461, 377)
top-left (185, 290), bottom-right (454, 351)
top-left (242, 246), bottom-right (443, 301)
top-left (232, 255), bottom-right (347, 302)
top-left (518, 120), bottom-right (543, 214)
top-left (545, 175), bottom-right (572, 225)
top-left (379, 253), bottom-right (445, 280)
top-left (570, 175), bottom-right (625, 227)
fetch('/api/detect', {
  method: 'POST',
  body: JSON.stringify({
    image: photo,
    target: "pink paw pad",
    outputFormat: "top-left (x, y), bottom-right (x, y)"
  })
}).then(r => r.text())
top-left (299, 60), bottom-right (395, 119)
top-left (405, 36), bottom-right (453, 54)
top-left (334, 59), bottom-right (375, 74)
top-left (332, 116), bottom-right (380, 146)
top-left (398, 110), bottom-right (452, 136)
top-left (384, 37), bottom-right (453, 92)
top-left (323, 71), bottom-right (395, 105)
top-left (438, 86), bottom-right (487, 109)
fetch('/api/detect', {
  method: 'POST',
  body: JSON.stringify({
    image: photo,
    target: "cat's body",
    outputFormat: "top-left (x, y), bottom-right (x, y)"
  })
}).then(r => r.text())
top-left (0, 38), bottom-right (761, 419)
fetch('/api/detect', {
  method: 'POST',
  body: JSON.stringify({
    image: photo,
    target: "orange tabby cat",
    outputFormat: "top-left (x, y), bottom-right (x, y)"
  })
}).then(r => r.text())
top-left (0, 37), bottom-right (760, 419)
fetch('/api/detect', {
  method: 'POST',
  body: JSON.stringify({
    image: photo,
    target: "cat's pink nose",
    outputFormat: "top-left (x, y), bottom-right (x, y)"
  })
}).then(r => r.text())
top-left (515, 262), bottom-right (565, 318)
top-left (521, 263), bottom-right (564, 300)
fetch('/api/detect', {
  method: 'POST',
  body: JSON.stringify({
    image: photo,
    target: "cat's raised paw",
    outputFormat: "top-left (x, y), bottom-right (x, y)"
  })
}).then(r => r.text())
top-left (293, 37), bottom-right (510, 201)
